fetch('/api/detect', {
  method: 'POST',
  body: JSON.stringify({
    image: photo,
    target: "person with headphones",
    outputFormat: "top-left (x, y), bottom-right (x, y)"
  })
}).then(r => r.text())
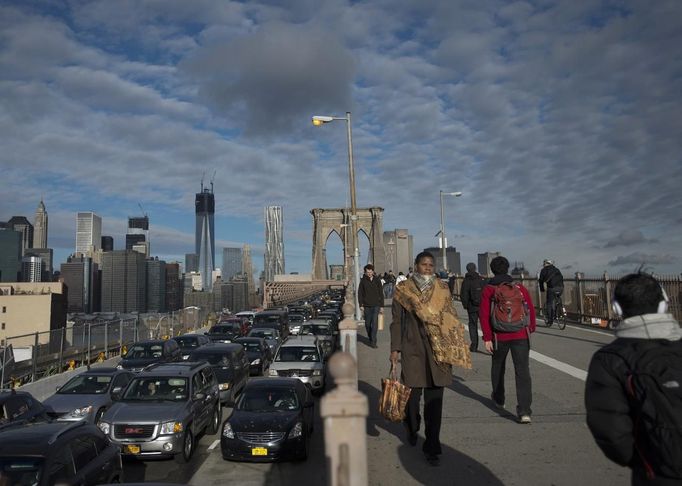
top-left (538, 259), bottom-right (564, 327)
top-left (585, 272), bottom-right (682, 485)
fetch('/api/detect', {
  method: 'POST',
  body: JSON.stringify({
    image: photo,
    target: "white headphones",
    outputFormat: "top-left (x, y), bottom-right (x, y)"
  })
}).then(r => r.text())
top-left (612, 287), bottom-right (669, 318)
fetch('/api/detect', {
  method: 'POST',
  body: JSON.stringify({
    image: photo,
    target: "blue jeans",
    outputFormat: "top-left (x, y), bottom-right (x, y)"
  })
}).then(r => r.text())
top-left (364, 306), bottom-right (380, 345)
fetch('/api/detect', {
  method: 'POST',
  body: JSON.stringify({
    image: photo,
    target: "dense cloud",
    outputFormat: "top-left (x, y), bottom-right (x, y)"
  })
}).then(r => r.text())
top-left (1, 0), bottom-right (681, 275)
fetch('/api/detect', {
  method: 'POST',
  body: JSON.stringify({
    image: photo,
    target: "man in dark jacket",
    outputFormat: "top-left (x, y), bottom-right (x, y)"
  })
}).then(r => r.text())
top-left (585, 272), bottom-right (682, 485)
top-left (460, 262), bottom-right (486, 352)
top-left (358, 264), bottom-right (384, 348)
top-left (479, 256), bottom-right (536, 424)
top-left (538, 259), bottom-right (564, 327)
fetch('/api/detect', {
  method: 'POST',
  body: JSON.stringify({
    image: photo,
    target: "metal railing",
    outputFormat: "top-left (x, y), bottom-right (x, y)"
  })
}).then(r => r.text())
top-left (263, 280), bottom-right (343, 309)
top-left (449, 272), bottom-right (682, 327)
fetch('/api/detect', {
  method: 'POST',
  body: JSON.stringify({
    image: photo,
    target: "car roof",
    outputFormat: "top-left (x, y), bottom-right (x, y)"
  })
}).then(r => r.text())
top-left (281, 336), bottom-right (318, 347)
top-left (138, 361), bottom-right (208, 376)
top-left (78, 367), bottom-right (122, 375)
top-left (0, 390), bottom-right (35, 401)
top-left (235, 337), bottom-right (264, 343)
top-left (256, 309), bottom-right (287, 315)
top-left (189, 343), bottom-right (243, 353)
top-left (172, 334), bottom-right (204, 339)
top-left (244, 377), bottom-right (303, 389)
top-left (0, 421), bottom-right (99, 455)
top-left (131, 339), bottom-right (166, 345)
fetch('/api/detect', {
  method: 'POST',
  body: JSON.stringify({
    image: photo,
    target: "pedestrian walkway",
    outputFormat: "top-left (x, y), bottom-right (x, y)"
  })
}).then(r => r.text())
top-left (356, 300), bottom-right (628, 486)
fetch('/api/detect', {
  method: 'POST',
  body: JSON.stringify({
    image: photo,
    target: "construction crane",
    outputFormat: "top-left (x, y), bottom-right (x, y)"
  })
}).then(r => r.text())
top-left (210, 170), bottom-right (216, 192)
top-left (138, 203), bottom-right (148, 220)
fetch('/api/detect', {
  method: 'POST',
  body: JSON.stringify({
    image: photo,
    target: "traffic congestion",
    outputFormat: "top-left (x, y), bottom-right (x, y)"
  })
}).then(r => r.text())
top-left (0, 290), bottom-right (345, 485)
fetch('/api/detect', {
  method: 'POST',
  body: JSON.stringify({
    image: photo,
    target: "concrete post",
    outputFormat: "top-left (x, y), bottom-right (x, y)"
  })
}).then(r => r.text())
top-left (87, 324), bottom-right (92, 365)
top-left (575, 272), bottom-right (585, 323)
top-left (104, 321), bottom-right (109, 359)
top-left (604, 272), bottom-right (613, 321)
top-left (58, 326), bottom-right (65, 373)
top-left (119, 319), bottom-right (124, 355)
top-left (338, 300), bottom-right (357, 362)
top-left (31, 332), bottom-right (39, 382)
top-left (321, 353), bottom-right (368, 486)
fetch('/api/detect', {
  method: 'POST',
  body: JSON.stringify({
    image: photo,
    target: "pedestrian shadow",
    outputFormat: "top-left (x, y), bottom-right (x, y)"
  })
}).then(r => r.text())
top-left (359, 380), bottom-right (504, 485)
top-left (357, 334), bottom-right (374, 348)
top-left (449, 375), bottom-right (519, 423)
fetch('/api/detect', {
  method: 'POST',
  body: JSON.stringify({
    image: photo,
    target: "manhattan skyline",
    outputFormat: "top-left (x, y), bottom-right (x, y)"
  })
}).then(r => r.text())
top-left (1, 1), bottom-right (680, 276)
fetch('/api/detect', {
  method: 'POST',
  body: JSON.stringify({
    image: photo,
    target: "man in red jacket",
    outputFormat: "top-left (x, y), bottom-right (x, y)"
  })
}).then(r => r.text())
top-left (479, 256), bottom-right (536, 424)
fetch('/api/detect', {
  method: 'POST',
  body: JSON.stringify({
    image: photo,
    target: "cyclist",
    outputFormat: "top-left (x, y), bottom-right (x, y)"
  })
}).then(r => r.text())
top-left (538, 259), bottom-right (564, 327)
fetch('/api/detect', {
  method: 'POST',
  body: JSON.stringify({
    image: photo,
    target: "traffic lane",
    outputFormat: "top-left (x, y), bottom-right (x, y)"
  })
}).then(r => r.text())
top-left (189, 395), bottom-right (326, 486)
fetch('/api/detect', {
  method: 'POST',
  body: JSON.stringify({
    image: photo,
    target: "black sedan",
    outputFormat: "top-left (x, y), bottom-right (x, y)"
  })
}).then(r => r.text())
top-left (205, 323), bottom-right (242, 343)
top-left (234, 337), bottom-right (271, 375)
top-left (172, 333), bottom-right (211, 360)
top-left (221, 378), bottom-right (314, 462)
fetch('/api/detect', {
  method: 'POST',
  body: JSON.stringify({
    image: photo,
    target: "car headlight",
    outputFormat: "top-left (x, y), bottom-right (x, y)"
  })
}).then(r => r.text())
top-left (289, 422), bottom-right (303, 438)
top-left (116, 364), bottom-right (123, 370)
top-left (312, 370), bottom-right (322, 376)
top-left (160, 421), bottom-right (183, 434)
top-left (222, 422), bottom-right (235, 439)
top-left (98, 422), bottom-right (110, 435)
top-left (269, 369), bottom-right (278, 376)
top-left (218, 383), bottom-right (230, 390)
top-left (70, 405), bottom-right (93, 417)
top-left (251, 359), bottom-right (261, 365)
top-left (182, 355), bottom-right (190, 360)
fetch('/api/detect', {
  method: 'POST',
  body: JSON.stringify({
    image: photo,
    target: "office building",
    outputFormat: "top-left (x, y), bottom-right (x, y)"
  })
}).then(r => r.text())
top-left (76, 212), bottom-right (102, 256)
top-left (242, 244), bottom-right (257, 308)
top-left (222, 247), bottom-right (242, 281)
top-left (230, 277), bottom-right (249, 313)
top-left (183, 272), bottom-right (202, 293)
top-left (30, 248), bottom-right (53, 282)
top-left (423, 246), bottom-right (461, 275)
top-left (60, 255), bottom-right (99, 313)
top-left (0, 230), bottom-right (21, 282)
top-left (196, 182), bottom-right (215, 291)
top-left (33, 199), bottom-right (48, 249)
top-left (384, 229), bottom-right (413, 275)
top-left (7, 216), bottom-right (33, 257)
top-left (101, 236), bottom-right (114, 252)
top-left (125, 234), bottom-right (145, 250)
top-left (165, 262), bottom-right (182, 311)
top-left (21, 254), bottom-right (43, 282)
top-left (101, 250), bottom-right (146, 313)
top-left (264, 206), bottom-right (284, 281)
top-left (185, 253), bottom-right (199, 273)
top-left (478, 252), bottom-right (501, 277)
top-left (0, 282), bottom-right (66, 345)
top-left (146, 258), bottom-right (166, 313)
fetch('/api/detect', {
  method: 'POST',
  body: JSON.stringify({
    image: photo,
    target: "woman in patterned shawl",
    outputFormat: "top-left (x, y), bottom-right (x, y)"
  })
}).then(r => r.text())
top-left (390, 251), bottom-right (471, 466)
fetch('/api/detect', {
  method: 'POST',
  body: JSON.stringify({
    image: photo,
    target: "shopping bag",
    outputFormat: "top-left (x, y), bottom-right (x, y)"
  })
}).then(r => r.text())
top-left (378, 312), bottom-right (384, 331)
top-left (379, 364), bottom-right (411, 422)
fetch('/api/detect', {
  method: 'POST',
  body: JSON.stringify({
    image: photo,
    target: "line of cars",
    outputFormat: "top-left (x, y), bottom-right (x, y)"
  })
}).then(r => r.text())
top-left (0, 291), bottom-right (347, 483)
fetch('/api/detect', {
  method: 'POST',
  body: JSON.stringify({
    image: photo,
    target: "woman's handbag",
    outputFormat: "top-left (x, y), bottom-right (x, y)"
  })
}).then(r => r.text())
top-left (379, 363), bottom-right (411, 422)
top-left (378, 312), bottom-right (384, 331)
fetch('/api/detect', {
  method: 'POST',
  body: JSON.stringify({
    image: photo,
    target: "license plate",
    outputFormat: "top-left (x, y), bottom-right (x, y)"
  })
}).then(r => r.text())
top-left (251, 447), bottom-right (268, 456)
top-left (125, 445), bottom-right (141, 454)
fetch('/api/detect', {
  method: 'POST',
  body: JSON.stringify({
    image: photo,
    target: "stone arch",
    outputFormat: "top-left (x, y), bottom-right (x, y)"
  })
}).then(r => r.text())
top-left (311, 207), bottom-right (386, 280)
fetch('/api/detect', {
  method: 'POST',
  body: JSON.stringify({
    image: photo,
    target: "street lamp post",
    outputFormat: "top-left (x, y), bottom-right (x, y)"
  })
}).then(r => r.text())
top-left (439, 191), bottom-right (463, 274)
top-left (313, 112), bottom-right (362, 320)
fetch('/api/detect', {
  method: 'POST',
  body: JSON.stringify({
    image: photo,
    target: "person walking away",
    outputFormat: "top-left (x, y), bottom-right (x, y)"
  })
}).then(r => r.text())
top-left (460, 262), bottom-right (487, 352)
top-left (388, 270), bottom-right (396, 297)
top-left (479, 256), bottom-right (536, 424)
top-left (396, 272), bottom-right (407, 285)
top-left (585, 272), bottom-right (682, 485)
top-left (538, 259), bottom-right (564, 327)
top-left (358, 264), bottom-right (384, 348)
top-left (390, 251), bottom-right (472, 466)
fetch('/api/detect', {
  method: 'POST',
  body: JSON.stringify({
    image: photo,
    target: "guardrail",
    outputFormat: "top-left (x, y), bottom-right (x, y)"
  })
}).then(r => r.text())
top-left (449, 272), bottom-right (681, 328)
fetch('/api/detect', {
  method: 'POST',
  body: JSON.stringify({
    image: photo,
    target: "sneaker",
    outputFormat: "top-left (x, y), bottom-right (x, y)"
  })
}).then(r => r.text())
top-left (518, 415), bottom-right (532, 424)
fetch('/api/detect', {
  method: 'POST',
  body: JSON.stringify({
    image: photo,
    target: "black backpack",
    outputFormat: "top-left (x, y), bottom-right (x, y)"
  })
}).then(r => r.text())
top-left (469, 276), bottom-right (486, 307)
top-left (623, 340), bottom-right (682, 479)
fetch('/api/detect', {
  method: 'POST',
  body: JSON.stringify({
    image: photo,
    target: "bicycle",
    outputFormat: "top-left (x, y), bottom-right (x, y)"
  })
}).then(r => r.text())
top-left (545, 291), bottom-right (567, 330)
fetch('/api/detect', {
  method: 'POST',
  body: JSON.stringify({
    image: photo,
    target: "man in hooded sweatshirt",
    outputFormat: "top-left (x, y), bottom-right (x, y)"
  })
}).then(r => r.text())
top-left (459, 262), bottom-right (487, 352)
top-left (585, 272), bottom-right (682, 485)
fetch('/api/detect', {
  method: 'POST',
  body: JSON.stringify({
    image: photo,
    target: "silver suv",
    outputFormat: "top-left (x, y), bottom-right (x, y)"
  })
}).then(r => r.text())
top-left (98, 361), bottom-right (221, 463)
top-left (268, 336), bottom-right (325, 394)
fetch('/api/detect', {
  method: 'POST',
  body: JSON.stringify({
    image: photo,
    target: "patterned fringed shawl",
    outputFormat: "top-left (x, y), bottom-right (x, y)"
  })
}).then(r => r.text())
top-left (393, 278), bottom-right (472, 370)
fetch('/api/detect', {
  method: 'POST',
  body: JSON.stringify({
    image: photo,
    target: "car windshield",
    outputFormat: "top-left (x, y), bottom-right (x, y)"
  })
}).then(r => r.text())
top-left (301, 325), bottom-right (332, 336)
top-left (248, 329), bottom-right (276, 339)
top-left (209, 324), bottom-right (239, 334)
top-left (0, 458), bottom-right (43, 486)
top-left (237, 342), bottom-right (261, 352)
top-left (125, 344), bottom-right (163, 359)
top-left (289, 315), bottom-right (304, 322)
top-left (173, 336), bottom-right (199, 348)
top-left (189, 353), bottom-right (232, 366)
top-left (122, 377), bottom-right (188, 401)
top-left (236, 388), bottom-right (299, 412)
top-left (254, 315), bottom-right (281, 325)
top-left (276, 346), bottom-right (320, 362)
top-left (58, 374), bottom-right (111, 394)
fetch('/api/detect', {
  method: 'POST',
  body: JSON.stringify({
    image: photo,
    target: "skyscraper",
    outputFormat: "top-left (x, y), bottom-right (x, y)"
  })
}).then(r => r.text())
top-left (76, 212), bottom-right (102, 256)
top-left (185, 253), bottom-right (199, 273)
top-left (384, 229), bottom-right (413, 275)
top-left (7, 216), bottom-right (33, 257)
top-left (30, 248), bottom-right (53, 282)
top-left (222, 247), bottom-right (242, 281)
top-left (0, 229), bottom-right (21, 282)
top-left (127, 216), bottom-right (149, 257)
top-left (33, 199), bottom-right (48, 249)
top-left (195, 182), bottom-right (215, 291)
top-left (264, 206), bottom-right (284, 281)
top-left (101, 236), bottom-right (114, 252)
top-left (424, 246), bottom-right (461, 275)
top-left (165, 262), bottom-right (182, 311)
top-left (478, 252), bottom-right (501, 277)
top-left (21, 254), bottom-right (42, 282)
top-left (146, 258), bottom-right (166, 313)
top-left (101, 250), bottom-right (146, 313)
top-left (60, 254), bottom-right (98, 313)
top-left (242, 243), bottom-right (257, 307)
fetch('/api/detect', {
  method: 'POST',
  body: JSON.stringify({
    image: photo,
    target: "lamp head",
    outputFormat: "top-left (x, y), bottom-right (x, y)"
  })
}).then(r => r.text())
top-left (312, 115), bottom-right (334, 126)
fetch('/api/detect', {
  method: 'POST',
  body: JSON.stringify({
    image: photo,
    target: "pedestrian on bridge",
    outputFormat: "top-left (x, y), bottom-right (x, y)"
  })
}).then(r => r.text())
top-left (390, 251), bottom-right (471, 466)
top-left (358, 263), bottom-right (384, 348)
top-left (479, 256), bottom-right (536, 424)
top-left (585, 272), bottom-right (682, 485)
top-left (538, 259), bottom-right (564, 327)
top-left (460, 262), bottom-right (487, 353)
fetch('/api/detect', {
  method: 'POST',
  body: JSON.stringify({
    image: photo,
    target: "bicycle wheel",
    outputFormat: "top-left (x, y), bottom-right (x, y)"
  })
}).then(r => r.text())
top-left (556, 303), bottom-right (566, 330)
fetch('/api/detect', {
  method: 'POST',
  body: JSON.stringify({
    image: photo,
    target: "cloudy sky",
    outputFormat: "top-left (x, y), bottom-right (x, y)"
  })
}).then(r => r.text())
top-left (1, 0), bottom-right (681, 277)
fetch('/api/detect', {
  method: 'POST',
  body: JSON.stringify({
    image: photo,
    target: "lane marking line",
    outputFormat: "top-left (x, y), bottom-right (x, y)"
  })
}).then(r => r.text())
top-left (208, 439), bottom-right (220, 450)
top-left (529, 350), bottom-right (587, 382)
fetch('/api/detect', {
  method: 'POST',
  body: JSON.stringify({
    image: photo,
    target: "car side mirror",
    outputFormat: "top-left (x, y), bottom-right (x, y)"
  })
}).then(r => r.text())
top-left (194, 392), bottom-right (205, 401)
top-left (111, 387), bottom-right (123, 401)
